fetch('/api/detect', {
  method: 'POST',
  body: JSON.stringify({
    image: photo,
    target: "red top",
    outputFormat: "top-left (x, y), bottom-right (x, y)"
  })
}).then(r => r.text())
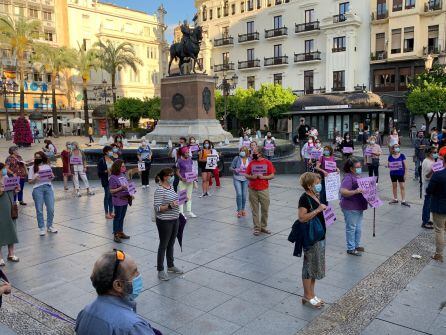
top-left (246, 159), bottom-right (275, 191)
top-left (61, 150), bottom-right (70, 173)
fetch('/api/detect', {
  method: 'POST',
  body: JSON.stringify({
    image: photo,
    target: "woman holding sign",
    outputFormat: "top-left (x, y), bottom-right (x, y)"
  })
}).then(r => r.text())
top-left (5, 146), bottom-right (28, 205)
top-left (230, 146), bottom-right (251, 218)
top-left (387, 144), bottom-right (410, 207)
top-left (0, 162), bottom-right (20, 266)
top-left (315, 145), bottom-right (339, 205)
top-left (177, 147), bottom-right (196, 218)
top-left (340, 133), bottom-right (354, 159)
top-left (28, 152), bottom-right (57, 236)
top-left (364, 136), bottom-right (382, 183)
top-left (70, 142), bottom-right (94, 197)
top-left (198, 139), bottom-right (214, 197)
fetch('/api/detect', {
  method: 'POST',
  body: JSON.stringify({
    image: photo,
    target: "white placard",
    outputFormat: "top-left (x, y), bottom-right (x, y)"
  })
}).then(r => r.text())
top-left (325, 172), bottom-right (341, 202)
top-left (205, 155), bottom-right (218, 169)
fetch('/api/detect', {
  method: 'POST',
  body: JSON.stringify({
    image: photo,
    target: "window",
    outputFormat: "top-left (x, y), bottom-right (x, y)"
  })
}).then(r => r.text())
top-left (391, 28), bottom-right (402, 53)
top-left (82, 38), bottom-right (90, 51)
top-left (257, 0), bottom-right (262, 9)
top-left (399, 67), bottom-right (411, 88)
top-left (241, 2), bottom-right (245, 13)
top-left (405, 0), bottom-right (415, 9)
top-left (305, 9), bottom-right (315, 23)
top-left (47, 74), bottom-right (52, 83)
top-left (247, 76), bottom-right (255, 89)
top-left (247, 48), bottom-right (254, 61)
top-left (217, 7), bottom-right (221, 18)
top-left (222, 26), bottom-right (229, 38)
top-left (274, 44), bottom-right (282, 57)
top-left (333, 71), bottom-right (345, 91)
top-left (428, 25), bottom-right (439, 54)
top-left (42, 11), bottom-right (52, 21)
top-left (274, 15), bottom-right (282, 29)
top-left (44, 32), bottom-right (53, 42)
top-left (403, 26), bottom-right (414, 52)
top-left (202, 6), bottom-right (207, 21)
top-left (304, 70), bottom-right (314, 94)
top-left (375, 33), bottom-right (385, 58)
top-left (393, 0), bottom-right (403, 11)
top-left (374, 69), bottom-right (396, 90)
top-left (232, 3), bottom-right (236, 14)
top-left (14, 6), bottom-right (24, 16)
top-left (305, 39), bottom-right (314, 53)
top-left (222, 52), bottom-right (229, 64)
top-left (209, 9), bottom-right (213, 20)
top-left (267, 0), bottom-right (272, 7)
top-left (332, 36), bottom-right (346, 52)
top-left (224, 1), bottom-right (229, 16)
top-left (29, 8), bottom-right (39, 19)
top-left (104, 19), bottom-right (114, 29)
top-left (274, 73), bottom-right (282, 86)
top-left (247, 21), bottom-right (254, 34)
top-left (377, 0), bottom-right (387, 17)
top-left (247, 0), bottom-right (254, 10)
top-left (339, 2), bottom-right (350, 14)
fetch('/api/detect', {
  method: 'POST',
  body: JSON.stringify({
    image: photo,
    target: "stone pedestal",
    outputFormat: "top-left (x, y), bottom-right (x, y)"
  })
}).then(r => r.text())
top-left (147, 74), bottom-right (232, 143)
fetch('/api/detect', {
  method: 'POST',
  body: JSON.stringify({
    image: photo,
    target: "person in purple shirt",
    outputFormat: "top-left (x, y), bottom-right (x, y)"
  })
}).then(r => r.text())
top-left (340, 159), bottom-right (368, 256)
top-left (109, 160), bottom-right (132, 243)
top-left (387, 144), bottom-right (410, 207)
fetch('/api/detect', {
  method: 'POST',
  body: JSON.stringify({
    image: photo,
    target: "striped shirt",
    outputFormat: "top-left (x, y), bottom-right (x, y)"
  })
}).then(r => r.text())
top-left (154, 185), bottom-right (179, 220)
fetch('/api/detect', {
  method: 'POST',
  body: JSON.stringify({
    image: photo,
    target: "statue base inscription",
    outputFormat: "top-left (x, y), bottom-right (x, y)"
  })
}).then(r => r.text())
top-left (147, 74), bottom-right (233, 142)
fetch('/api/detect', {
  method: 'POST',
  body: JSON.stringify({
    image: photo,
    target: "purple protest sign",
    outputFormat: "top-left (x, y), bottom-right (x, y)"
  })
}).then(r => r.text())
top-left (357, 176), bottom-right (383, 208)
top-left (432, 161), bottom-right (445, 172)
top-left (178, 189), bottom-right (188, 205)
top-left (118, 177), bottom-right (129, 187)
top-left (189, 145), bottom-right (199, 152)
top-left (242, 141), bottom-right (251, 148)
top-left (310, 149), bottom-right (322, 159)
top-left (4, 176), bottom-right (20, 191)
top-left (342, 147), bottom-right (353, 154)
top-left (127, 182), bottom-right (136, 196)
top-left (252, 164), bottom-right (267, 175)
top-left (364, 147), bottom-right (374, 156)
top-left (38, 168), bottom-right (53, 182)
top-left (388, 161), bottom-right (403, 171)
top-left (185, 172), bottom-right (197, 182)
top-left (264, 143), bottom-right (274, 150)
top-left (324, 160), bottom-right (337, 172)
top-left (323, 205), bottom-right (336, 226)
top-left (70, 156), bottom-right (83, 165)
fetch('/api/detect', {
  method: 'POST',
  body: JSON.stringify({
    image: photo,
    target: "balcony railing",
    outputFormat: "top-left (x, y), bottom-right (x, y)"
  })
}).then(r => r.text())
top-left (214, 36), bottom-right (234, 47)
top-left (264, 56), bottom-right (288, 66)
top-left (370, 51), bottom-right (388, 60)
top-left (372, 10), bottom-right (388, 20)
top-left (265, 27), bottom-right (288, 39)
top-left (333, 14), bottom-right (347, 23)
top-left (294, 51), bottom-right (321, 62)
top-left (393, 4), bottom-right (403, 11)
top-left (238, 32), bottom-right (260, 43)
top-left (295, 21), bottom-right (320, 33)
top-left (391, 48), bottom-right (401, 54)
top-left (425, 1), bottom-right (442, 11)
top-left (424, 45), bottom-right (440, 54)
top-left (238, 59), bottom-right (261, 69)
top-left (214, 63), bottom-right (235, 72)
top-left (332, 86), bottom-right (345, 92)
top-left (403, 47), bottom-right (414, 53)
top-left (294, 88), bottom-right (326, 95)
top-left (332, 46), bottom-right (346, 52)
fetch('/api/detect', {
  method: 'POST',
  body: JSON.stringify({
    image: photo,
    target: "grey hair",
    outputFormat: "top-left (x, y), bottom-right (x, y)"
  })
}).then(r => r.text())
top-left (90, 251), bottom-right (124, 295)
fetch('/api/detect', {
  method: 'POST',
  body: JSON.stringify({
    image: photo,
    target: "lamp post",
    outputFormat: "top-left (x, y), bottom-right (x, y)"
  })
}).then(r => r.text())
top-left (0, 74), bottom-right (10, 139)
top-left (93, 79), bottom-right (113, 137)
top-left (213, 73), bottom-right (238, 130)
top-left (45, 96), bottom-right (49, 134)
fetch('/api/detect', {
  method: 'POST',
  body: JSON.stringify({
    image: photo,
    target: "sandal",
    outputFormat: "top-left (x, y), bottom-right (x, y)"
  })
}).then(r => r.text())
top-left (7, 255), bottom-right (19, 262)
top-left (431, 253), bottom-right (444, 262)
top-left (261, 228), bottom-right (271, 234)
top-left (0, 259), bottom-right (5, 267)
top-left (301, 297), bottom-right (322, 309)
top-left (237, 211), bottom-right (242, 218)
top-left (388, 199), bottom-right (398, 205)
top-left (253, 229), bottom-right (260, 236)
top-left (314, 296), bottom-right (325, 305)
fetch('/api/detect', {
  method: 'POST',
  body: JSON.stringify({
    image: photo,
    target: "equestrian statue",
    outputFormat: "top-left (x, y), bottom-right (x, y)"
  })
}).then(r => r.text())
top-left (168, 15), bottom-right (204, 76)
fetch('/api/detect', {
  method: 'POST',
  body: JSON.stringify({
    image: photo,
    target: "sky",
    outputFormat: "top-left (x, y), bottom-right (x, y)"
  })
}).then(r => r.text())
top-left (107, 0), bottom-right (196, 42)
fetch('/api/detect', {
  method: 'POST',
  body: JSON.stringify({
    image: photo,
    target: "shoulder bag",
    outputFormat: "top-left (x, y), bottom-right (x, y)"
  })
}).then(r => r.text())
top-left (8, 191), bottom-right (18, 220)
top-left (305, 194), bottom-right (324, 245)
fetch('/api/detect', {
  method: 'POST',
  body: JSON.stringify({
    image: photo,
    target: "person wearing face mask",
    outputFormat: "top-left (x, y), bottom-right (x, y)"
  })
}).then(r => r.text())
top-left (340, 133), bottom-right (354, 159)
top-left (239, 133), bottom-right (251, 149)
top-left (315, 145), bottom-right (339, 205)
top-left (364, 136), bottom-right (382, 183)
top-left (388, 144), bottom-right (410, 207)
top-left (114, 135), bottom-right (124, 150)
top-left (420, 147), bottom-right (438, 229)
top-left (60, 142), bottom-right (72, 191)
top-left (137, 140), bottom-right (152, 189)
top-left (297, 118), bottom-right (311, 159)
top-left (301, 136), bottom-right (316, 172)
top-left (188, 137), bottom-right (200, 188)
top-left (0, 162), bottom-right (20, 266)
top-left (109, 160), bottom-right (132, 243)
top-left (70, 142), bottom-right (95, 197)
top-left (414, 131), bottom-right (430, 180)
top-left (430, 134), bottom-right (440, 149)
top-left (340, 159), bottom-right (368, 256)
top-left (97, 146), bottom-right (115, 220)
top-left (198, 139), bottom-right (214, 197)
top-left (263, 132), bottom-right (276, 161)
top-left (230, 146), bottom-right (251, 218)
top-left (307, 139), bottom-right (323, 173)
top-left (111, 144), bottom-right (121, 159)
top-left (75, 250), bottom-right (159, 335)
top-left (388, 128), bottom-right (400, 151)
top-left (28, 151), bottom-right (57, 236)
top-left (154, 168), bottom-right (183, 281)
top-left (177, 147), bottom-right (196, 218)
top-left (5, 146), bottom-right (28, 205)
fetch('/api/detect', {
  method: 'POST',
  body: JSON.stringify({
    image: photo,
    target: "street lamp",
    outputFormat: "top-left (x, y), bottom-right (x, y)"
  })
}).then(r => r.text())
top-left (93, 79), bottom-right (113, 137)
top-left (45, 96), bottom-right (49, 133)
top-left (213, 73), bottom-right (238, 130)
top-left (0, 74), bottom-right (10, 139)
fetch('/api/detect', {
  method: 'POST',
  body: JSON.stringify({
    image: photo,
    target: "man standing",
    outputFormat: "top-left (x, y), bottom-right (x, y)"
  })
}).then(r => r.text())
top-left (414, 131), bottom-right (430, 180)
top-left (76, 250), bottom-right (158, 334)
top-left (426, 153), bottom-right (446, 262)
top-left (297, 118), bottom-right (310, 160)
top-left (246, 148), bottom-right (275, 236)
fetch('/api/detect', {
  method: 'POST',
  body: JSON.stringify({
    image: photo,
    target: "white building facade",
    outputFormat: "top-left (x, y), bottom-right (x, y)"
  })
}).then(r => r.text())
top-left (195, 0), bottom-right (371, 94)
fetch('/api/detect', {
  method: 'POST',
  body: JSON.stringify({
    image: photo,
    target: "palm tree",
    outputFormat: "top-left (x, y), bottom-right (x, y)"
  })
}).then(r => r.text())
top-left (33, 44), bottom-right (77, 135)
top-left (95, 40), bottom-right (143, 103)
top-left (75, 46), bottom-right (100, 133)
top-left (0, 16), bottom-right (41, 117)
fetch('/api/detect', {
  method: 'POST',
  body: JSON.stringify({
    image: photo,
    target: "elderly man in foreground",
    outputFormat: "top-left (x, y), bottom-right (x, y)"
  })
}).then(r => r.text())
top-left (75, 250), bottom-right (159, 335)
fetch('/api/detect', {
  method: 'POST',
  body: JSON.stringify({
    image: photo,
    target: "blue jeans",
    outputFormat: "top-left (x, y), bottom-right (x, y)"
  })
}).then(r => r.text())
top-left (113, 205), bottom-right (128, 234)
top-left (103, 186), bottom-right (113, 214)
top-left (342, 209), bottom-right (364, 251)
top-left (233, 178), bottom-right (248, 211)
top-left (422, 194), bottom-right (431, 224)
top-left (32, 184), bottom-right (54, 229)
top-left (14, 178), bottom-right (26, 202)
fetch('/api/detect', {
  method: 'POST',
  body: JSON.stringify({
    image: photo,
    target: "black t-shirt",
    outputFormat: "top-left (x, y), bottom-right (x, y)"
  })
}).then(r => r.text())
top-left (298, 125), bottom-right (310, 140)
top-left (298, 193), bottom-right (326, 231)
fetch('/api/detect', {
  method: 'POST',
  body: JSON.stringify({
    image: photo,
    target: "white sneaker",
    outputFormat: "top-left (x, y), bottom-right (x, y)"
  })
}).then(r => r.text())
top-left (47, 227), bottom-right (58, 234)
top-left (187, 212), bottom-right (197, 218)
top-left (141, 185), bottom-right (146, 189)
top-left (76, 191), bottom-right (81, 197)
top-left (87, 191), bottom-right (95, 196)
top-left (39, 228), bottom-right (46, 236)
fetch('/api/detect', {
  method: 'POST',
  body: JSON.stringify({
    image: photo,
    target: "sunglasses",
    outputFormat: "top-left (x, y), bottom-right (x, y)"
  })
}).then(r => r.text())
top-left (112, 249), bottom-right (125, 280)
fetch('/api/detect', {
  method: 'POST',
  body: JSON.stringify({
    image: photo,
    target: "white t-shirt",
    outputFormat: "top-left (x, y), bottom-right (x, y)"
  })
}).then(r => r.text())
top-left (421, 158), bottom-right (434, 193)
top-left (28, 164), bottom-right (53, 189)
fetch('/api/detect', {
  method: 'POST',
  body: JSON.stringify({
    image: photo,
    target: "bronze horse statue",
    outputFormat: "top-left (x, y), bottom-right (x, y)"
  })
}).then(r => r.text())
top-left (168, 26), bottom-right (204, 76)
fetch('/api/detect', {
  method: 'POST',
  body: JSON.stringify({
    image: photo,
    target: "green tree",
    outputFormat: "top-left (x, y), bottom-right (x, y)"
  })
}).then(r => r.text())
top-left (234, 88), bottom-right (267, 122)
top-left (258, 84), bottom-right (295, 127)
top-left (215, 90), bottom-right (238, 120)
top-left (95, 40), bottom-right (143, 103)
top-left (113, 97), bottom-right (145, 128)
top-left (33, 44), bottom-right (77, 135)
top-left (0, 16), bottom-right (41, 117)
top-left (142, 96), bottom-right (161, 120)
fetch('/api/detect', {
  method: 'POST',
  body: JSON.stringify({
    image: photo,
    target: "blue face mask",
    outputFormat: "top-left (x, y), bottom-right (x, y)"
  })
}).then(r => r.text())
top-left (395, 147), bottom-right (401, 153)
top-left (128, 274), bottom-right (143, 300)
top-left (112, 148), bottom-right (119, 153)
top-left (1, 168), bottom-right (7, 176)
top-left (239, 151), bottom-right (246, 158)
top-left (168, 175), bottom-right (175, 185)
top-left (323, 150), bottom-right (330, 156)
top-left (314, 183), bottom-right (322, 193)
top-left (433, 153), bottom-right (439, 160)
top-left (355, 167), bottom-right (362, 175)
top-left (108, 152), bottom-right (114, 157)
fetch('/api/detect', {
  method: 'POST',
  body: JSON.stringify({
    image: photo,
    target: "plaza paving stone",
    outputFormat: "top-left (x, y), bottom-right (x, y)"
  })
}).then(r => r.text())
top-left (0, 147), bottom-right (444, 334)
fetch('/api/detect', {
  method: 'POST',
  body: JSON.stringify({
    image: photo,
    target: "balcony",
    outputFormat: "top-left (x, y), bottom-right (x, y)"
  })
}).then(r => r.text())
top-left (294, 88), bottom-right (326, 95)
top-left (371, 10), bottom-right (388, 22)
top-left (238, 32), bottom-right (260, 43)
top-left (391, 48), bottom-right (401, 54)
top-left (214, 36), bottom-right (234, 47)
top-left (264, 56), bottom-right (288, 67)
top-left (295, 21), bottom-right (320, 34)
top-left (333, 14), bottom-right (347, 23)
top-left (370, 51), bottom-right (388, 61)
top-left (214, 63), bottom-right (235, 72)
top-left (294, 51), bottom-right (321, 63)
top-left (424, 45), bottom-right (440, 54)
top-left (425, 1), bottom-right (442, 11)
top-left (332, 86), bottom-right (345, 92)
top-left (238, 59), bottom-right (261, 70)
top-left (265, 27), bottom-right (288, 39)
top-left (332, 46), bottom-right (346, 53)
